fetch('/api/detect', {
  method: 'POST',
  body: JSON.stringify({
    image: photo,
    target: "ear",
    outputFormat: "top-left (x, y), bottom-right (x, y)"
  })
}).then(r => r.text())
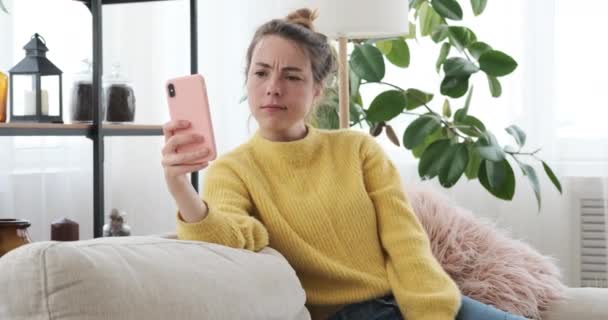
top-left (312, 84), bottom-right (323, 103)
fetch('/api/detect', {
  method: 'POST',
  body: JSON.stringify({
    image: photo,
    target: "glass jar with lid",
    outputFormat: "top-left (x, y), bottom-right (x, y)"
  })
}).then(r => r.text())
top-left (70, 59), bottom-right (105, 122)
top-left (103, 63), bottom-right (135, 123)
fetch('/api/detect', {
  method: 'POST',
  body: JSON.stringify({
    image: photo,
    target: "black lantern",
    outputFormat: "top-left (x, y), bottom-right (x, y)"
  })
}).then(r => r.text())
top-left (9, 33), bottom-right (63, 123)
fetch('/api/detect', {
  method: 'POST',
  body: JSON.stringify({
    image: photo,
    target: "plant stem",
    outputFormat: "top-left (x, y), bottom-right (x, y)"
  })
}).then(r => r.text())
top-left (402, 111), bottom-right (423, 116)
top-left (505, 147), bottom-right (542, 157)
top-left (360, 81), bottom-right (405, 91)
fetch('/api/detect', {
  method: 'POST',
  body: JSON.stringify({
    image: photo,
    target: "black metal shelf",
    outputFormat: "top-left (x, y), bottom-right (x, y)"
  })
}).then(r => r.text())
top-left (2, 0), bottom-right (198, 238)
top-left (0, 123), bottom-right (163, 137)
top-left (75, 0), bottom-right (172, 5)
top-left (103, 124), bottom-right (163, 136)
top-left (89, 0), bottom-right (198, 237)
top-left (0, 123), bottom-right (91, 136)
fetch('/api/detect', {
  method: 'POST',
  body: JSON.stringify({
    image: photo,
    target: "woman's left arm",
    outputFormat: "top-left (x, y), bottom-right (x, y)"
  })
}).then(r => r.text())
top-left (360, 135), bottom-right (461, 320)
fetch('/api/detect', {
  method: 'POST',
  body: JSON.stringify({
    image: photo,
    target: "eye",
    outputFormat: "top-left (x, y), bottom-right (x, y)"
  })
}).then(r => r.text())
top-left (254, 71), bottom-right (267, 77)
top-left (286, 75), bottom-right (302, 81)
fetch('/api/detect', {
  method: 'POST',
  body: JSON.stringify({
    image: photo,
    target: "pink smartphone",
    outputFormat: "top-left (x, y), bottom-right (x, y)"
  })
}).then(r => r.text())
top-left (166, 74), bottom-right (217, 162)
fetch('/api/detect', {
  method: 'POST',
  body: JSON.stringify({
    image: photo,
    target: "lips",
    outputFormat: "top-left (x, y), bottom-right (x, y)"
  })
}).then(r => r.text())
top-left (261, 104), bottom-right (287, 110)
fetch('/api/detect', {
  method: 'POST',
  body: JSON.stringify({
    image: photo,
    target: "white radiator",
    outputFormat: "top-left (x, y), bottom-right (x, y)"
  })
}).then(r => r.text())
top-left (580, 198), bottom-right (608, 288)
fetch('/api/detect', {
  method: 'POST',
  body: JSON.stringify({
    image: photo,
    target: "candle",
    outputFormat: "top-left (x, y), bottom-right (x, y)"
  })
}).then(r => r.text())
top-left (24, 90), bottom-right (49, 115)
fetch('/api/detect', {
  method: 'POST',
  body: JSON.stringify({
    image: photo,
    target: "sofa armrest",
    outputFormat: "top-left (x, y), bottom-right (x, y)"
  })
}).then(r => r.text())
top-left (542, 287), bottom-right (608, 320)
top-left (0, 236), bottom-right (310, 320)
top-left (149, 231), bottom-right (177, 239)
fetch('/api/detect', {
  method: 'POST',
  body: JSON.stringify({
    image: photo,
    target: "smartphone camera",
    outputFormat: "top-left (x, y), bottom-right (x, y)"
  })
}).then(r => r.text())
top-left (168, 83), bottom-right (176, 98)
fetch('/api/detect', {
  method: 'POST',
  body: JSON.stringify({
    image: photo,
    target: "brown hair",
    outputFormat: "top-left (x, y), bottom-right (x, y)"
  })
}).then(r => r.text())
top-left (245, 8), bottom-right (337, 124)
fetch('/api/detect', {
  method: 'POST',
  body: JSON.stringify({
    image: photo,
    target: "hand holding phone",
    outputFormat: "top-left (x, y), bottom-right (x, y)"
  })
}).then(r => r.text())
top-left (164, 74), bottom-right (217, 165)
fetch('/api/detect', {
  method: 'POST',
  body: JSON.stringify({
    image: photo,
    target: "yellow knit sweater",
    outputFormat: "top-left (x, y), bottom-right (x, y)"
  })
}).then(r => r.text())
top-left (177, 126), bottom-right (461, 320)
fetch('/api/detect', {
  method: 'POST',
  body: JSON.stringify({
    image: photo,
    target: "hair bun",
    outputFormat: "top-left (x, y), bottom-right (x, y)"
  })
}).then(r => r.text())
top-left (286, 8), bottom-right (318, 31)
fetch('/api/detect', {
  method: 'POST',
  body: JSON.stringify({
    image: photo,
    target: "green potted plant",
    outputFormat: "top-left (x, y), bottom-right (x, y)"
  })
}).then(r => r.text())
top-left (314, 0), bottom-right (562, 210)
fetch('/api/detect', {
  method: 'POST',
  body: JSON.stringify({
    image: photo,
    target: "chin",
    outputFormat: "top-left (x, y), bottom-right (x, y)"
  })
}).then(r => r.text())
top-left (258, 118), bottom-right (293, 132)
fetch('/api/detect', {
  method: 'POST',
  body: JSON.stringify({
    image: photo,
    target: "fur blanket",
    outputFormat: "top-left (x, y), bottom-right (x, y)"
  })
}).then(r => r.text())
top-left (406, 185), bottom-right (566, 319)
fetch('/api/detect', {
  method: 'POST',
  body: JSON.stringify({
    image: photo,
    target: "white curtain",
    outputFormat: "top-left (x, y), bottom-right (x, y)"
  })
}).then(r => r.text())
top-left (1, 0), bottom-right (606, 287)
top-left (0, 0), bottom-right (291, 240)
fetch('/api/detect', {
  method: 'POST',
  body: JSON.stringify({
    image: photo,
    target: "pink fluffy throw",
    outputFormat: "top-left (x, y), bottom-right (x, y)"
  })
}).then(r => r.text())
top-left (406, 185), bottom-right (566, 319)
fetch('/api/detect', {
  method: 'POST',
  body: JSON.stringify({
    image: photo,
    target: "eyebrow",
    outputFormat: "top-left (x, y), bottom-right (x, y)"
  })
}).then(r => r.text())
top-left (255, 62), bottom-right (303, 72)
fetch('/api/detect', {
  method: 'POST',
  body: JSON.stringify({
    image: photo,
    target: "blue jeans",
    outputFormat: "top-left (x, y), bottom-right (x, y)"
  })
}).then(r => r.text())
top-left (326, 294), bottom-right (529, 320)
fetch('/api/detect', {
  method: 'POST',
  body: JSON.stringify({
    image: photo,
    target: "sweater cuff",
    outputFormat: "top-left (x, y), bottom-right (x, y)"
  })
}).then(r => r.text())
top-left (176, 203), bottom-right (222, 241)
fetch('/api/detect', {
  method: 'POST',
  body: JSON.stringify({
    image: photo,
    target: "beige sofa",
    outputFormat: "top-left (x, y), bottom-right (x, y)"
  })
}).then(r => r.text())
top-left (0, 236), bottom-right (607, 320)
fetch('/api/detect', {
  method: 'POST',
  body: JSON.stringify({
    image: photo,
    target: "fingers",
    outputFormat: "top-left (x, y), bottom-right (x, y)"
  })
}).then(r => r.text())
top-left (163, 120), bottom-right (191, 142)
top-left (161, 120), bottom-right (211, 179)
top-left (162, 147), bottom-right (211, 167)
top-left (162, 133), bottom-right (205, 155)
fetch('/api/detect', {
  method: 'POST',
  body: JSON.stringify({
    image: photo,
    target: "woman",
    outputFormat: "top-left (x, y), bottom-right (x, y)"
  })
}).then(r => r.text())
top-left (161, 8), bottom-right (529, 320)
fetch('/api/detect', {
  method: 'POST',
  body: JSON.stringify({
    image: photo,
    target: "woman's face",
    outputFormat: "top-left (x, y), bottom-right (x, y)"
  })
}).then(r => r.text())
top-left (246, 35), bottom-right (321, 134)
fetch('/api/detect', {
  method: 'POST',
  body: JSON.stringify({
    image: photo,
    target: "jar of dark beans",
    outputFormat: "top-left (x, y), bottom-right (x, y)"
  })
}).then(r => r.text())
top-left (104, 63), bottom-right (135, 123)
top-left (70, 59), bottom-right (105, 122)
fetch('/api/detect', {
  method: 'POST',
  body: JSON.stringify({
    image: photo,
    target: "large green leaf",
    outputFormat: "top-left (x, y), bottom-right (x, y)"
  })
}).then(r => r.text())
top-left (314, 91), bottom-right (340, 129)
top-left (476, 131), bottom-right (506, 161)
top-left (457, 86), bottom-right (474, 122)
top-left (376, 40), bottom-right (393, 55)
top-left (419, 2), bottom-right (443, 37)
top-left (412, 129), bottom-right (446, 158)
top-left (432, 0), bottom-right (463, 20)
top-left (436, 42), bottom-right (451, 73)
top-left (479, 159), bottom-right (516, 200)
top-left (443, 57), bottom-right (480, 77)
top-left (479, 50), bottom-right (518, 77)
top-left (542, 161), bottom-right (563, 194)
top-left (431, 25), bottom-right (450, 43)
top-left (441, 75), bottom-right (470, 98)
top-left (467, 41), bottom-right (492, 60)
top-left (465, 142), bottom-right (482, 179)
top-left (349, 64), bottom-right (361, 99)
top-left (403, 115), bottom-right (443, 149)
top-left (456, 115), bottom-right (486, 137)
top-left (405, 21), bottom-right (417, 40)
top-left (487, 75), bottom-right (502, 97)
top-left (442, 99), bottom-right (452, 118)
top-left (505, 125), bottom-right (526, 148)
top-left (405, 88), bottom-right (434, 110)
top-left (351, 44), bottom-right (385, 82)
top-left (412, 0), bottom-right (426, 11)
top-left (519, 162), bottom-right (542, 211)
top-left (470, 0), bottom-right (488, 16)
top-left (439, 143), bottom-right (469, 187)
top-left (386, 39), bottom-right (410, 68)
top-left (448, 26), bottom-right (477, 52)
top-left (366, 90), bottom-right (407, 122)
top-left (418, 139), bottom-right (451, 179)
top-left (350, 94), bottom-right (365, 123)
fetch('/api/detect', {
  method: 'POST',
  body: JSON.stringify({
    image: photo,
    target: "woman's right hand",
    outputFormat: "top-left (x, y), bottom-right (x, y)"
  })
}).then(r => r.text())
top-left (161, 120), bottom-right (211, 184)
top-left (162, 120), bottom-right (211, 222)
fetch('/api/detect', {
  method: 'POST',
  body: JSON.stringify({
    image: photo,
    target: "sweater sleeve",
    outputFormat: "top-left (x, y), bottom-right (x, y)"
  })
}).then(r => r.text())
top-left (360, 136), bottom-right (461, 320)
top-left (176, 160), bottom-right (269, 252)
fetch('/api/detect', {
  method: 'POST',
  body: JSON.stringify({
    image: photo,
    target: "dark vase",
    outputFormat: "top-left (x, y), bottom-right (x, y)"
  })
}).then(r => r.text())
top-left (0, 219), bottom-right (32, 257)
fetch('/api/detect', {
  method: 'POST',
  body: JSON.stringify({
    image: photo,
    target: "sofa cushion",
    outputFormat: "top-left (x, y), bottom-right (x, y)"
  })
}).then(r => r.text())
top-left (407, 185), bottom-right (566, 319)
top-left (541, 287), bottom-right (608, 320)
top-left (0, 236), bottom-right (310, 320)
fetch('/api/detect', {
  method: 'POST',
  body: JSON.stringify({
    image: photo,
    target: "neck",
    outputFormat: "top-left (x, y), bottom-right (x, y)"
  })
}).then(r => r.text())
top-left (259, 123), bottom-right (308, 142)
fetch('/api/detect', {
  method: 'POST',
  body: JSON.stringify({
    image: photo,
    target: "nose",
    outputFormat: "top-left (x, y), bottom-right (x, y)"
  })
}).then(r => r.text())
top-left (266, 76), bottom-right (282, 97)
